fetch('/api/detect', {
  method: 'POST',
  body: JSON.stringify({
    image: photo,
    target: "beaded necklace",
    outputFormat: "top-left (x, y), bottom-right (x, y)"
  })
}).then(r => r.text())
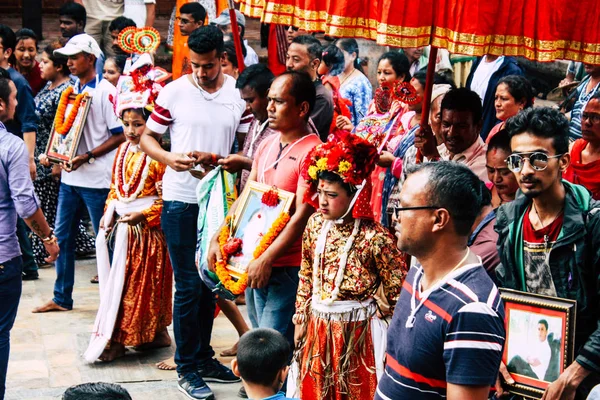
top-left (115, 142), bottom-right (151, 203)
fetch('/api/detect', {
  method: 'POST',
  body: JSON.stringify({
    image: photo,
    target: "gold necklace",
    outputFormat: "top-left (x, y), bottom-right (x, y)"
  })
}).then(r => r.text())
top-left (339, 69), bottom-right (356, 86)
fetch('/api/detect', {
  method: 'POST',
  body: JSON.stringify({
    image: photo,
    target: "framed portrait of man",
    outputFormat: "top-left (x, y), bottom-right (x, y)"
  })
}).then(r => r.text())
top-left (227, 181), bottom-right (294, 278)
top-left (500, 289), bottom-right (577, 399)
top-left (45, 92), bottom-right (91, 165)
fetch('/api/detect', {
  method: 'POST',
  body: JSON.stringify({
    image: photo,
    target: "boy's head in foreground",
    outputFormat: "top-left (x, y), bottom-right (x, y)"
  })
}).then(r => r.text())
top-left (63, 382), bottom-right (132, 399)
top-left (232, 328), bottom-right (291, 395)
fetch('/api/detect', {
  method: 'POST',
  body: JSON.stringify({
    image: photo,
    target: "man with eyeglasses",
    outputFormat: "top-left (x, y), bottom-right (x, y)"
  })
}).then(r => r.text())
top-left (172, 2), bottom-right (205, 80)
top-left (565, 92), bottom-right (600, 200)
top-left (376, 161), bottom-right (505, 400)
top-left (495, 107), bottom-right (600, 399)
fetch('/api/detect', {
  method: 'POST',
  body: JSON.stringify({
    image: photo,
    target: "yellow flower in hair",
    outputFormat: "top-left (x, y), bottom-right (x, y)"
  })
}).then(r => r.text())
top-left (338, 160), bottom-right (352, 174)
top-left (316, 157), bottom-right (328, 170)
top-left (308, 165), bottom-right (318, 180)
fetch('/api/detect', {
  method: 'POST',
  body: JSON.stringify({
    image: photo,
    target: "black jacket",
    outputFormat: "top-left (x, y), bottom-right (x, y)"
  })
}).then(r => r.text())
top-left (495, 181), bottom-right (600, 375)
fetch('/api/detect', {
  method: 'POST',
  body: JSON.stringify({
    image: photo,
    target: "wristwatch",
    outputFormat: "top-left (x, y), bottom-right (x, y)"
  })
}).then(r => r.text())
top-left (86, 151), bottom-right (96, 164)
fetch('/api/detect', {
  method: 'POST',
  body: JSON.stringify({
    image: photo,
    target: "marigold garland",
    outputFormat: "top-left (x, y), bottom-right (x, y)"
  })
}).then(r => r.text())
top-left (214, 212), bottom-right (291, 295)
top-left (54, 86), bottom-right (86, 135)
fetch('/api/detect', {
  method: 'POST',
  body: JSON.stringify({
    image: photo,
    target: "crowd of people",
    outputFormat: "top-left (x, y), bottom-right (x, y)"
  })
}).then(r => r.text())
top-left (2, 1), bottom-right (600, 400)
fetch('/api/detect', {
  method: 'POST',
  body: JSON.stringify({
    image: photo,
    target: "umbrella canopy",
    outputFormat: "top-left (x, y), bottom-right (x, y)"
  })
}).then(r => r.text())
top-left (238, 0), bottom-right (600, 64)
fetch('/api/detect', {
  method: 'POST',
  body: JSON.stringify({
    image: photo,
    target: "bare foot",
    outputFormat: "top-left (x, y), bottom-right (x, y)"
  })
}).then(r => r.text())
top-left (32, 300), bottom-right (69, 313)
top-left (156, 356), bottom-right (176, 370)
top-left (220, 340), bottom-right (239, 357)
top-left (99, 343), bottom-right (127, 362)
top-left (134, 329), bottom-right (172, 351)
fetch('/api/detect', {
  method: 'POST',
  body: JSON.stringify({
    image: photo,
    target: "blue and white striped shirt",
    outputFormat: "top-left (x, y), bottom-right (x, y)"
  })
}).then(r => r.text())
top-left (376, 263), bottom-right (505, 399)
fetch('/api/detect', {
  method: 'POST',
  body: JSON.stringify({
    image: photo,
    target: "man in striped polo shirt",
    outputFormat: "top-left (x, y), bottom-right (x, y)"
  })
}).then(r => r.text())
top-left (376, 162), bottom-right (505, 400)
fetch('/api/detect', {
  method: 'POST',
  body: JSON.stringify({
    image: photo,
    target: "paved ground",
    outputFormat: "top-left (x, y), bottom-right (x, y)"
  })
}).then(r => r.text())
top-left (6, 259), bottom-right (246, 400)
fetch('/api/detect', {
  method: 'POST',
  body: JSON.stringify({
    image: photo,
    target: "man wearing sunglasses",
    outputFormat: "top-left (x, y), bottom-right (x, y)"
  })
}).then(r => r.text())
top-left (565, 92), bottom-right (600, 200)
top-left (495, 107), bottom-right (600, 399)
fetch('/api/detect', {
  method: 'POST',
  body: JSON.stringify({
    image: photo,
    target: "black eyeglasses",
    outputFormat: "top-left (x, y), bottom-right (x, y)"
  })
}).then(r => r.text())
top-left (392, 206), bottom-right (440, 219)
top-left (506, 152), bottom-right (563, 173)
top-left (582, 112), bottom-right (600, 124)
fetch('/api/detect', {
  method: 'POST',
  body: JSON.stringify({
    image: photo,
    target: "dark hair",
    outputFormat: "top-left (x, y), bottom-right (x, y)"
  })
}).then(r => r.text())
top-left (180, 2), bottom-right (207, 23)
top-left (505, 107), bottom-right (569, 155)
top-left (43, 40), bottom-right (70, 77)
top-left (277, 71), bottom-right (316, 115)
top-left (433, 71), bottom-right (457, 88)
top-left (236, 328), bottom-right (290, 386)
top-left (321, 44), bottom-right (345, 76)
top-left (317, 170), bottom-right (355, 195)
top-left (223, 41), bottom-right (240, 69)
top-left (188, 25), bottom-right (224, 56)
top-left (412, 71), bottom-right (427, 88)
top-left (291, 35), bottom-right (323, 61)
top-left (335, 38), bottom-right (363, 73)
top-left (0, 67), bottom-right (13, 106)
top-left (223, 33), bottom-right (247, 57)
top-left (15, 28), bottom-right (37, 47)
top-left (378, 51), bottom-right (410, 82)
top-left (0, 25), bottom-right (16, 52)
top-left (121, 107), bottom-right (150, 121)
top-left (109, 16), bottom-right (136, 33)
top-left (538, 319), bottom-right (549, 330)
top-left (497, 75), bottom-right (535, 109)
top-left (479, 180), bottom-right (492, 208)
top-left (235, 63), bottom-right (274, 97)
top-left (106, 54), bottom-right (128, 74)
top-left (441, 88), bottom-right (483, 124)
top-left (487, 128), bottom-right (511, 154)
top-left (62, 382), bottom-right (132, 400)
top-left (406, 161), bottom-right (483, 236)
top-left (59, 2), bottom-right (87, 28)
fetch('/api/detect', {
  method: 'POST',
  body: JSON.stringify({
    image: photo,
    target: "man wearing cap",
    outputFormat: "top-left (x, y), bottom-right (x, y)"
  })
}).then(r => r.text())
top-left (212, 9), bottom-right (259, 67)
top-left (33, 34), bottom-right (124, 313)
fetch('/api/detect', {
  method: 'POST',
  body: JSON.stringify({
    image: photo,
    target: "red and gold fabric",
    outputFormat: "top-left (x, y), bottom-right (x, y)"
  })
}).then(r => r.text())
top-left (237, 0), bottom-right (600, 64)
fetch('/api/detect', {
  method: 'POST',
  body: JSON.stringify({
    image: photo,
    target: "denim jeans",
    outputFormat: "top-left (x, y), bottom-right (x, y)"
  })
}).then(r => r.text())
top-left (246, 266), bottom-right (300, 346)
top-left (162, 201), bottom-right (216, 375)
top-left (0, 256), bottom-right (23, 400)
top-left (53, 183), bottom-right (108, 309)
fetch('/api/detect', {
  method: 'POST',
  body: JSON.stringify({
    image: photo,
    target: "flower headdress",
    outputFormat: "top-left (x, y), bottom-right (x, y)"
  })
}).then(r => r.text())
top-left (112, 53), bottom-right (171, 116)
top-left (302, 130), bottom-right (379, 220)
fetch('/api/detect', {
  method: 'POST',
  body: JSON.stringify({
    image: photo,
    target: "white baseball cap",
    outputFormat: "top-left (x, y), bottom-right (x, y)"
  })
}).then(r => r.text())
top-left (54, 34), bottom-right (103, 58)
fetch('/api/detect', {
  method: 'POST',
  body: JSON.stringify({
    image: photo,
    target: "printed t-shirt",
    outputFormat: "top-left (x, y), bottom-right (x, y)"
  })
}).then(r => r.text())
top-left (61, 76), bottom-right (123, 189)
top-left (251, 132), bottom-right (321, 267)
top-left (147, 74), bottom-right (245, 203)
top-left (376, 263), bottom-right (505, 400)
top-left (522, 206), bottom-right (564, 296)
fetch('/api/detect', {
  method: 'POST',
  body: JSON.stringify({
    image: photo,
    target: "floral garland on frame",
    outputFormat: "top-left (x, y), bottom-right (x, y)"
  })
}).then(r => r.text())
top-left (54, 86), bottom-right (86, 135)
top-left (215, 207), bottom-right (291, 295)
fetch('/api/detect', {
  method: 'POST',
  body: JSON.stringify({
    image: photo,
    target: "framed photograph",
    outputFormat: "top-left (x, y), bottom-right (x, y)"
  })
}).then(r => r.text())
top-left (227, 181), bottom-right (295, 278)
top-left (44, 93), bottom-right (92, 164)
top-left (500, 288), bottom-right (577, 399)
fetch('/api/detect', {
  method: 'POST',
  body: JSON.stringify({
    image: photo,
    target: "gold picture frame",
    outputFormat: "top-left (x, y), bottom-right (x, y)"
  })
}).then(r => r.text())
top-left (500, 288), bottom-right (577, 399)
top-left (227, 181), bottom-right (295, 278)
top-left (44, 93), bottom-right (92, 164)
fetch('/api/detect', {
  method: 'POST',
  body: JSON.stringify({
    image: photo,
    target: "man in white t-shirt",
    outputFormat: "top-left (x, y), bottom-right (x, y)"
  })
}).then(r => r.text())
top-left (141, 26), bottom-right (244, 400)
top-left (123, 0), bottom-right (155, 28)
top-left (33, 34), bottom-right (124, 313)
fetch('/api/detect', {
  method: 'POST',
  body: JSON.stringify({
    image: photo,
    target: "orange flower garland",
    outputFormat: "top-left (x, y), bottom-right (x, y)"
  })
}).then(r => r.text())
top-left (215, 213), bottom-right (291, 295)
top-left (54, 86), bottom-right (86, 135)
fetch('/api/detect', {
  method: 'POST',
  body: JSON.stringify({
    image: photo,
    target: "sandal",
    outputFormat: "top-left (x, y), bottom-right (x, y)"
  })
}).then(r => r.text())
top-left (90, 275), bottom-right (99, 284)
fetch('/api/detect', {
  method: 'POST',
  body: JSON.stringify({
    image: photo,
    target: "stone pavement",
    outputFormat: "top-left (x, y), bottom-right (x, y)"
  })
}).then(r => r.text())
top-left (6, 259), bottom-right (246, 400)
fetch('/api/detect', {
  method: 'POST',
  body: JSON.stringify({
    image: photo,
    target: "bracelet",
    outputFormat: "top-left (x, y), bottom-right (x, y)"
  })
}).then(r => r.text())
top-left (292, 313), bottom-right (306, 325)
top-left (42, 235), bottom-right (58, 246)
top-left (211, 153), bottom-right (217, 165)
